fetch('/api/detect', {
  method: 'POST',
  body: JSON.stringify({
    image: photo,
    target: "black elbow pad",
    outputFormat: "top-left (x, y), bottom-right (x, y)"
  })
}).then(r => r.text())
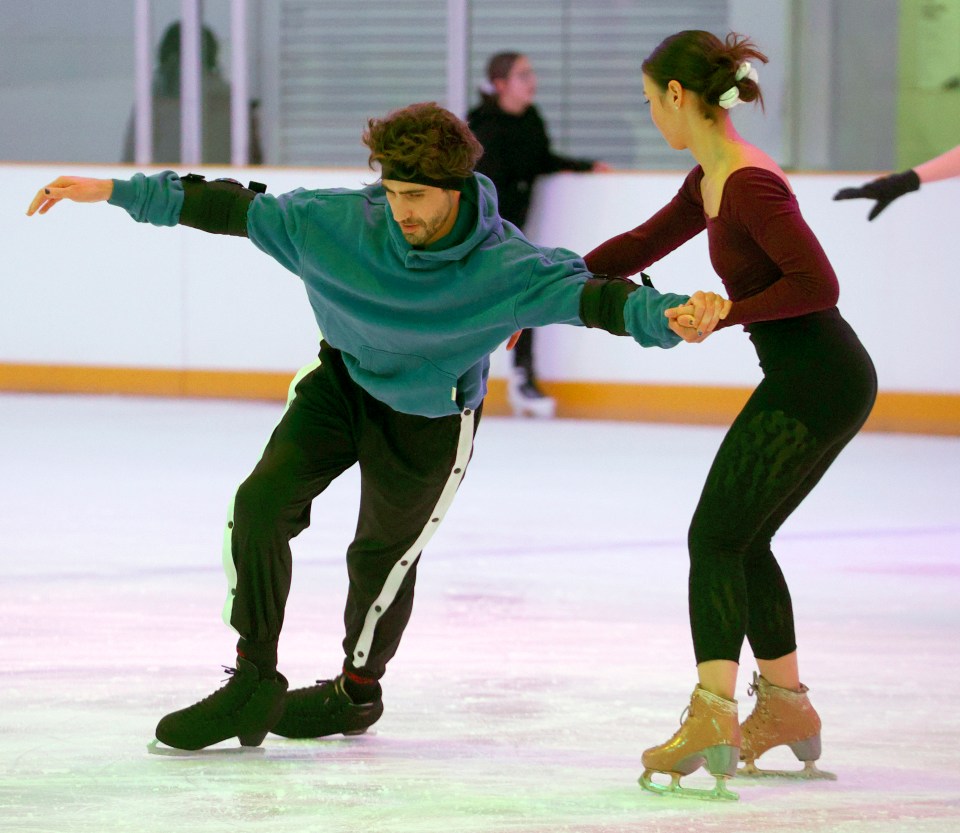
top-left (579, 276), bottom-right (641, 336)
top-left (178, 173), bottom-right (260, 237)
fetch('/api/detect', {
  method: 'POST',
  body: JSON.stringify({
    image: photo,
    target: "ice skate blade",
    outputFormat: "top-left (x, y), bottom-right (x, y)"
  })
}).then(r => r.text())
top-left (147, 738), bottom-right (266, 757)
top-left (639, 769), bottom-right (739, 801)
top-left (738, 760), bottom-right (836, 781)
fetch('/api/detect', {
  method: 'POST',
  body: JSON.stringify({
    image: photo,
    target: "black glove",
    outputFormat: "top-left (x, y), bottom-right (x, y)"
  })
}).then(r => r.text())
top-left (833, 169), bottom-right (920, 221)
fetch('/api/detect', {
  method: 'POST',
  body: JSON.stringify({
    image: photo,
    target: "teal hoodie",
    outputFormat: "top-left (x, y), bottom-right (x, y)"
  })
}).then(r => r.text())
top-left (109, 171), bottom-right (686, 417)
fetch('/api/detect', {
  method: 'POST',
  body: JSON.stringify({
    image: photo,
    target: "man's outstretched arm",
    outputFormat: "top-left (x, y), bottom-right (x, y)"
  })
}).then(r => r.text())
top-left (29, 171), bottom-right (312, 279)
top-left (579, 275), bottom-right (729, 345)
top-left (28, 172), bottom-right (258, 238)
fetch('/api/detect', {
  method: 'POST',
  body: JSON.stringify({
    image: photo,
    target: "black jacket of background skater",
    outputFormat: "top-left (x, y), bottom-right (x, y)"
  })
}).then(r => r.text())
top-left (468, 99), bottom-right (594, 229)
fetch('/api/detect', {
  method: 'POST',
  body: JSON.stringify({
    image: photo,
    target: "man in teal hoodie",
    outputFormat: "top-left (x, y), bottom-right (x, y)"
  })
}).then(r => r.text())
top-left (27, 102), bottom-right (728, 752)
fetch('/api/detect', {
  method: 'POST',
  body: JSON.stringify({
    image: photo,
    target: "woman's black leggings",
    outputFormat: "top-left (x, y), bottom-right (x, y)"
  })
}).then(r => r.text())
top-left (688, 308), bottom-right (877, 664)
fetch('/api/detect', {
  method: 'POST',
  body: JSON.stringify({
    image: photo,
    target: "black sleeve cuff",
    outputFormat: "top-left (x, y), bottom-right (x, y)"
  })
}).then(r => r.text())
top-left (579, 276), bottom-right (640, 336)
top-left (178, 174), bottom-right (257, 237)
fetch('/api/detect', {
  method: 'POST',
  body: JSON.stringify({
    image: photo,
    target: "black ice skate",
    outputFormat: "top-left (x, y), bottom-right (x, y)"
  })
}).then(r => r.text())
top-left (149, 657), bottom-right (288, 752)
top-left (271, 674), bottom-right (383, 739)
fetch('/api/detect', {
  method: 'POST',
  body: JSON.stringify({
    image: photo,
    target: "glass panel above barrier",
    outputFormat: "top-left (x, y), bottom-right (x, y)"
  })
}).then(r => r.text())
top-left (123, 0), bottom-right (254, 167)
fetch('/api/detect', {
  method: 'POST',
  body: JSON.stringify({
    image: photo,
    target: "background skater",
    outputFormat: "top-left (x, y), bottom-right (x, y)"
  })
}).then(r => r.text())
top-left (469, 51), bottom-right (610, 417)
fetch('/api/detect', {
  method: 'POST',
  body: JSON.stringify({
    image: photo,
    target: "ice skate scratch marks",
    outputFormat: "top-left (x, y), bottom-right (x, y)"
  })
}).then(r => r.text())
top-left (843, 562), bottom-right (960, 577)
top-left (5, 525), bottom-right (958, 584)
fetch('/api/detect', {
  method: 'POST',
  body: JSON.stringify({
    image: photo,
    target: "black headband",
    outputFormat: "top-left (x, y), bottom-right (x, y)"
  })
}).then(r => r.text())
top-left (380, 166), bottom-right (469, 192)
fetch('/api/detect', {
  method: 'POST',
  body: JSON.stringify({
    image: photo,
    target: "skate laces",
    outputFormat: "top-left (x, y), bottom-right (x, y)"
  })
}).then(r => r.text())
top-left (179, 666), bottom-right (240, 710)
top-left (313, 677), bottom-right (342, 695)
top-left (310, 678), bottom-right (341, 705)
top-left (661, 704), bottom-right (692, 744)
top-left (744, 673), bottom-right (771, 727)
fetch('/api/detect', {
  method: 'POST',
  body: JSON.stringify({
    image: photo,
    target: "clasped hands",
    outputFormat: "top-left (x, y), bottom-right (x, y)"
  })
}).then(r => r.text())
top-left (666, 291), bottom-right (731, 343)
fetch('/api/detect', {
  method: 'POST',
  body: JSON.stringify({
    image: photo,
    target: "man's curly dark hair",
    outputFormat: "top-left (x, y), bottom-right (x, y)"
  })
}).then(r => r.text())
top-left (362, 102), bottom-right (483, 182)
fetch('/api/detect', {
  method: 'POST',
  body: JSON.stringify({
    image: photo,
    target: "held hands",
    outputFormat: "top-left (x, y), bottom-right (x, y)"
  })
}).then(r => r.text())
top-left (832, 169), bottom-right (920, 221)
top-left (26, 176), bottom-right (114, 216)
top-left (665, 291), bottom-right (731, 343)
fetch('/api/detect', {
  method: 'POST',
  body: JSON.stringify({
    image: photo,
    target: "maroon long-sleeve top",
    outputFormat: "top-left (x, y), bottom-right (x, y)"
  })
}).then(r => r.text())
top-left (584, 166), bottom-right (839, 330)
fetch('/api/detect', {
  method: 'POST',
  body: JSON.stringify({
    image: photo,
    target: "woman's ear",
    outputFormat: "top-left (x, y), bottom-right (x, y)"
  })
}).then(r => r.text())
top-left (667, 80), bottom-right (684, 110)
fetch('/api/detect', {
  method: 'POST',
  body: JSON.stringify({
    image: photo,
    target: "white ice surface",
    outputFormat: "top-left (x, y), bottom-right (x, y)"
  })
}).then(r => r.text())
top-left (1, 393), bottom-right (958, 833)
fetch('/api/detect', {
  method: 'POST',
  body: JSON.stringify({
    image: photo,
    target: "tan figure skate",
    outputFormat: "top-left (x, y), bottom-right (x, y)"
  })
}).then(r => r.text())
top-left (738, 671), bottom-right (836, 780)
top-left (639, 685), bottom-right (741, 801)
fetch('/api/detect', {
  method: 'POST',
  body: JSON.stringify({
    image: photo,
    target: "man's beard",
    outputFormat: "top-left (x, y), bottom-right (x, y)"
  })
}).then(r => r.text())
top-left (400, 202), bottom-right (453, 246)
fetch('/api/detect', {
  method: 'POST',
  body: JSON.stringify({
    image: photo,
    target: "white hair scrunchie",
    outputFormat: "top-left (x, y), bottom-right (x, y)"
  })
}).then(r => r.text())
top-left (718, 60), bottom-right (759, 110)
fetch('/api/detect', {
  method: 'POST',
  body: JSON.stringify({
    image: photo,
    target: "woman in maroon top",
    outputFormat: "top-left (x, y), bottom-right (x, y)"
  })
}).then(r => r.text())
top-left (585, 31), bottom-right (877, 800)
